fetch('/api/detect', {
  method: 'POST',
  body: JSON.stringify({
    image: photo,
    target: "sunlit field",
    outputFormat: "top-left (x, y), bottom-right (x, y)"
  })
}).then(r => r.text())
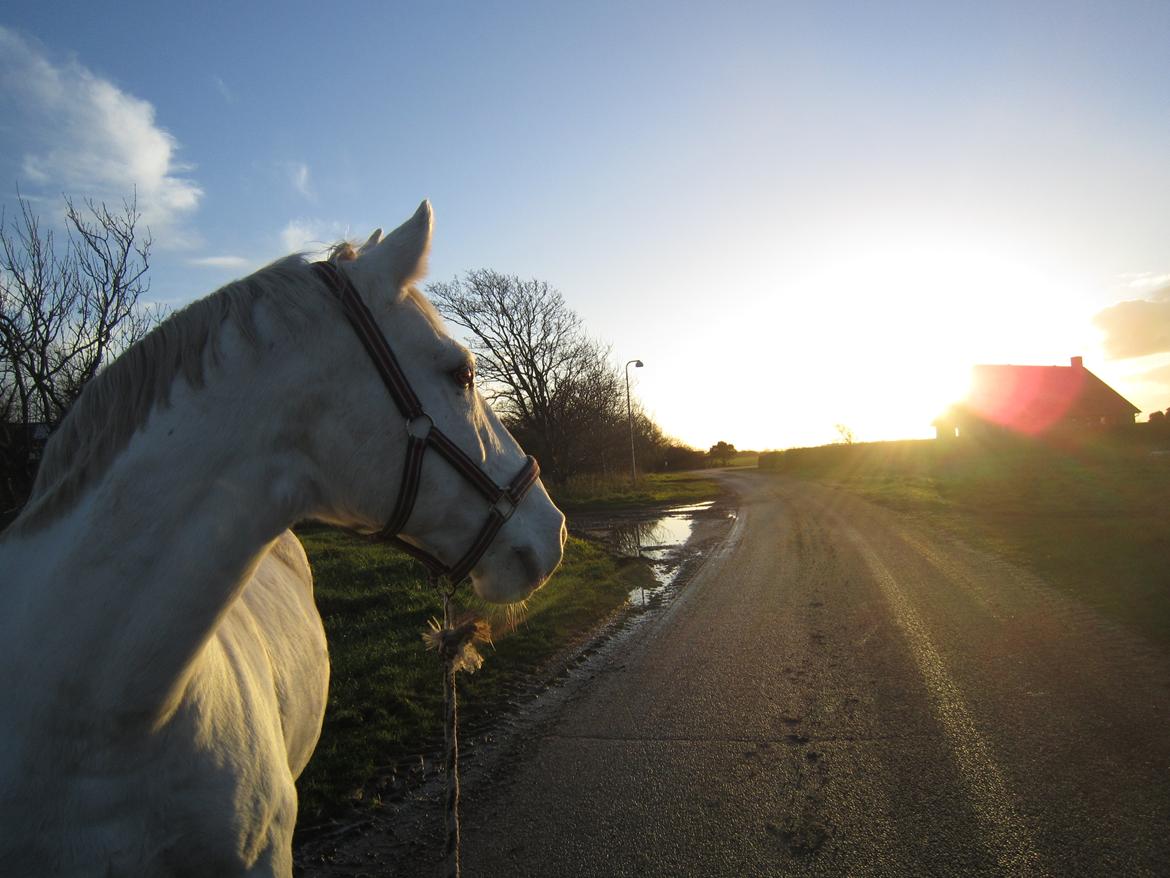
top-left (760, 435), bottom-right (1170, 651)
top-left (550, 471), bottom-right (720, 511)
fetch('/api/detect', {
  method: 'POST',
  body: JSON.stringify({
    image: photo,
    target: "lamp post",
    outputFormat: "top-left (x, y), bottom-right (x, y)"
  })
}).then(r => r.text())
top-left (625, 359), bottom-right (643, 485)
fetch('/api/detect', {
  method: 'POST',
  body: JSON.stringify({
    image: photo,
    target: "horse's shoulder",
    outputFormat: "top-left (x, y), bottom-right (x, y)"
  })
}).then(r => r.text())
top-left (268, 529), bottom-right (311, 581)
top-left (222, 529), bottom-right (328, 777)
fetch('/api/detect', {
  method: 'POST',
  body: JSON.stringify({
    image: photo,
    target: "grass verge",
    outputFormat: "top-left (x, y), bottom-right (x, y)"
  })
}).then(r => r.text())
top-left (551, 470), bottom-right (720, 511)
top-left (761, 437), bottom-right (1170, 651)
top-left (293, 527), bottom-right (654, 824)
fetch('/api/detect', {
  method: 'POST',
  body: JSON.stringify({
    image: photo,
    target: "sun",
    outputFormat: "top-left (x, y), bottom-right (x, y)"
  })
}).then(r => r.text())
top-left (773, 233), bottom-right (1084, 445)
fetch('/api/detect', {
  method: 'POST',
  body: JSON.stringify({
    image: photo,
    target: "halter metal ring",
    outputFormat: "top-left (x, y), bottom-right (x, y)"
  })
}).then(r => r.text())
top-left (406, 413), bottom-right (434, 440)
top-left (491, 494), bottom-right (517, 521)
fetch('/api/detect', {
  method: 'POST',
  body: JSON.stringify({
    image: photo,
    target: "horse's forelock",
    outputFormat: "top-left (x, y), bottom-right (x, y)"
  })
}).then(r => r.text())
top-left (328, 242), bottom-right (359, 264)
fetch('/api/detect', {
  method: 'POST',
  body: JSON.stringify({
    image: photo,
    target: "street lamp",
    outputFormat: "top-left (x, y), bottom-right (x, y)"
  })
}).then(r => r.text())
top-left (625, 359), bottom-right (643, 485)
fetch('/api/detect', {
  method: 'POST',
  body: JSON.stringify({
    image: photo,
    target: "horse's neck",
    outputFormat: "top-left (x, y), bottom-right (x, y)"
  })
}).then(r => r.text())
top-left (1, 335), bottom-right (318, 724)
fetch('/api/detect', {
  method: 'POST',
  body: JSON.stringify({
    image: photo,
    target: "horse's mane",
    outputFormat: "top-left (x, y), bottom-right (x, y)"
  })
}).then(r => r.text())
top-left (11, 254), bottom-right (330, 535)
top-left (8, 241), bottom-right (488, 538)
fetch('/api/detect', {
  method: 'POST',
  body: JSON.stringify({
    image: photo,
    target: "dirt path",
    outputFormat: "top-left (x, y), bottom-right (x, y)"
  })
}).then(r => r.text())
top-left (299, 470), bottom-right (1170, 876)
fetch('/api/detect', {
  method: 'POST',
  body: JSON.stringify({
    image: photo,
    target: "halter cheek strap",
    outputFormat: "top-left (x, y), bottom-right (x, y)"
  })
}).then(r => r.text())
top-left (312, 261), bottom-right (540, 584)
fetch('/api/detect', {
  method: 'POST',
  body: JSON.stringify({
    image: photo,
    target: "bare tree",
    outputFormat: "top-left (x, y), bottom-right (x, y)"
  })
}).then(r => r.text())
top-left (0, 193), bottom-right (156, 516)
top-left (428, 270), bottom-right (657, 482)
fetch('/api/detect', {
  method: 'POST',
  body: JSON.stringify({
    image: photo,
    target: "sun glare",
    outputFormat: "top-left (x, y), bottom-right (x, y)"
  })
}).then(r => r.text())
top-left (760, 233), bottom-right (1090, 447)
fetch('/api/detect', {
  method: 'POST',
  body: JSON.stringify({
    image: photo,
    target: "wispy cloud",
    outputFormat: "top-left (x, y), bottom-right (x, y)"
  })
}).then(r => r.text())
top-left (211, 74), bottom-right (235, 104)
top-left (286, 161), bottom-right (313, 200)
top-left (1120, 271), bottom-right (1170, 291)
top-left (280, 218), bottom-right (349, 257)
top-left (0, 26), bottom-right (202, 244)
top-left (1137, 362), bottom-right (1170, 387)
top-left (187, 255), bottom-right (251, 270)
top-left (281, 219), bottom-right (323, 254)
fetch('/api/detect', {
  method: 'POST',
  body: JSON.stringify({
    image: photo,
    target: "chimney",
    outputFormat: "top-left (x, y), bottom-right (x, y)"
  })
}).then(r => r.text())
top-left (1071, 356), bottom-right (1083, 369)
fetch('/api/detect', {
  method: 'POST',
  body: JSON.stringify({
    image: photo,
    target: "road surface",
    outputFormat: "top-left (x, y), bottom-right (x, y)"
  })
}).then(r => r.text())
top-left (332, 470), bottom-right (1170, 876)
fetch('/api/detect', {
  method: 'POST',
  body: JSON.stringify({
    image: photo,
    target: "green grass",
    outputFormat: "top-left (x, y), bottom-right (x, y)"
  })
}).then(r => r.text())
top-left (761, 437), bottom-right (1170, 651)
top-left (727, 452), bottom-right (759, 468)
top-left (293, 527), bottom-right (654, 823)
top-left (551, 470), bottom-right (720, 511)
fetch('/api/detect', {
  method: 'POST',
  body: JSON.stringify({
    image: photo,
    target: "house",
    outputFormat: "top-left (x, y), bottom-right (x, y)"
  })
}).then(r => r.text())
top-left (934, 357), bottom-right (1139, 439)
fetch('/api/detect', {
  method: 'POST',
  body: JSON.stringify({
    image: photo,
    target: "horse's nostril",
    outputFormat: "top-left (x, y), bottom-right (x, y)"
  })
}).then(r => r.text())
top-left (512, 545), bottom-right (543, 583)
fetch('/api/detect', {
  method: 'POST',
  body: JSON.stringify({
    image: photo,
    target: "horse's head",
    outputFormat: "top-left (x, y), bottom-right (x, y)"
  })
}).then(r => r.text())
top-left (309, 202), bottom-right (565, 603)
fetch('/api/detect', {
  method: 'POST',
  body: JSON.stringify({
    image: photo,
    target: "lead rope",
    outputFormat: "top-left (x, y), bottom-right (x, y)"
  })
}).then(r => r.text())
top-left (423, 579), bottom-right (491, 878)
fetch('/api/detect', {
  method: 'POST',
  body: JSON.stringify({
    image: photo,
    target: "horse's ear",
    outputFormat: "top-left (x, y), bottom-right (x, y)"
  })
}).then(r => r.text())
top-left (364, 201), bottom-right (432, 292)
top-left (358, 228), bottom-right (382, 255)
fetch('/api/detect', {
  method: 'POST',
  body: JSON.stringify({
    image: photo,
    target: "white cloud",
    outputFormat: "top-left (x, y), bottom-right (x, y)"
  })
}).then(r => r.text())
top-left (1094, 280), bottom-right (1170, 360)
top-left (0, 26), bottom-right (202, 243)
top-left (280, 218), bottom-right (349, 257)
top-left (281, 219), bottom-right (323, 254)
top-left (187, 255), bottom-right (251, 270)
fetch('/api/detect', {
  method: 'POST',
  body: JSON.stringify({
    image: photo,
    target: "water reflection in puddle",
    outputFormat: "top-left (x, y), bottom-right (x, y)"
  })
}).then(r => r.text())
top-left (571, 502), bottom-right (715, 605)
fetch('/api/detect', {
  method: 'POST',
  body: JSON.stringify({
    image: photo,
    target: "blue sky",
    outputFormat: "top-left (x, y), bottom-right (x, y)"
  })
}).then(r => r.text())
top-left (3, 2), bottom-right (1169, 449)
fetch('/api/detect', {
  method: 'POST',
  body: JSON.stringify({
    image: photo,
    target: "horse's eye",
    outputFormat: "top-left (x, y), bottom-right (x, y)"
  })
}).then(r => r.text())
top-left (453, 363), bottom-right (475, 388)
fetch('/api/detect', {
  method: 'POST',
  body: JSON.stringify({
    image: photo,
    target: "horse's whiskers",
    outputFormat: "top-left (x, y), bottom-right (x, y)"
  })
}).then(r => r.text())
top-left (500, 599), bottom-right (531, 636)
top-left (466, 598), bottom-right (530, 638)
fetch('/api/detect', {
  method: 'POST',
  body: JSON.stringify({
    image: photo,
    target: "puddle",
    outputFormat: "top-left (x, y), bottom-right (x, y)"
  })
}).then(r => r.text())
top-left (570, 501), bottom-right (715, 602)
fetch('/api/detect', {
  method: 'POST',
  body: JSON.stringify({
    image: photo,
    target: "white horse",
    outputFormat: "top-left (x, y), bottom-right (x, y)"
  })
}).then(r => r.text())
top-left (0, 202), bottom-right (566, 877)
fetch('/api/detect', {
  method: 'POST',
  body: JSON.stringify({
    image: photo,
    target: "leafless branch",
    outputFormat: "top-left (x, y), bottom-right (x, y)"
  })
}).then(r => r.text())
top-left (428, 270), bottom-right (666, 481)
top-left (0, 191), bottom-right (160, 518)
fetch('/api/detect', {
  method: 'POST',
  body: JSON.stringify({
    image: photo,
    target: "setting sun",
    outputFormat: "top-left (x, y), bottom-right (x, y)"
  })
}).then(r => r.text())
top-left (636, 226), bottom-right (1105, 451)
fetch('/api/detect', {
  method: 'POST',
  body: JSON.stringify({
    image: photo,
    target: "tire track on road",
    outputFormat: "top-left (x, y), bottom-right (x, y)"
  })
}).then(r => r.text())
top-left (844, 523), bottom-right (1048, 878)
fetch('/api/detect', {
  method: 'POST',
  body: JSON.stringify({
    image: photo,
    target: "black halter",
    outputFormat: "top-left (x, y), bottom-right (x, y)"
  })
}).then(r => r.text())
top-left (312, 261), bottom-right (541, 585)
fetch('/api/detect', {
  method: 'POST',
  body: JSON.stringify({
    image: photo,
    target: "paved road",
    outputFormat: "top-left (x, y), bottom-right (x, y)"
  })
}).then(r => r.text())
top-left (390, 471), bottom-right (1170, 876)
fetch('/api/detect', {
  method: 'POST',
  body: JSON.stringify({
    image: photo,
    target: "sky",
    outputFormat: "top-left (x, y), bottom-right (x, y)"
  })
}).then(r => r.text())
top-left (2, 1), bottom-right (1168, 450)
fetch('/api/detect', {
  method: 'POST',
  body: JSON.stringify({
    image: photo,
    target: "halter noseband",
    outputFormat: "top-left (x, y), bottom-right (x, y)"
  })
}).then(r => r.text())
top-left (312, 261), bottom-right (541, 585)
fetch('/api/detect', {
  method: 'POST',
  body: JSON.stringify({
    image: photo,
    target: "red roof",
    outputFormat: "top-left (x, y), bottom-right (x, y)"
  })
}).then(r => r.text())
top-left (960, 360), bottom-right (1139, 435)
